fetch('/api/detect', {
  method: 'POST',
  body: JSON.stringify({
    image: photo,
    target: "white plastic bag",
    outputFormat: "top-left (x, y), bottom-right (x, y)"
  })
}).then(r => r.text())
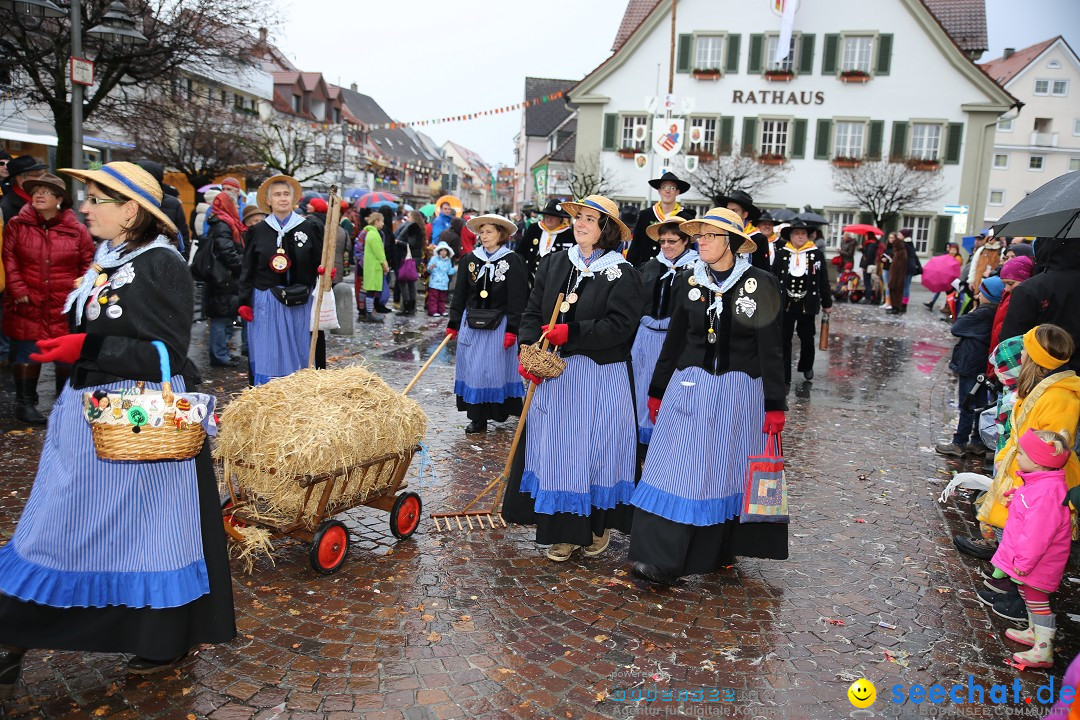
top-left (311, 288), bottom-right (339, 331)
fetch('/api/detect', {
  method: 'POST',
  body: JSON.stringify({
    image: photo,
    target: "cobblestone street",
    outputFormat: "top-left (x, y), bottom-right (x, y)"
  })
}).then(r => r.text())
top-left (2, 286), bottom-right (1078, 719)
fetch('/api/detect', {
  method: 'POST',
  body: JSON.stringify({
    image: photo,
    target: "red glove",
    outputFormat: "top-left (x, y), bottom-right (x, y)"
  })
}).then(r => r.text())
top-left (518, 363), bottom-right (543, 385)
top-left (316, 266), bottom-right (338, 281)
top-left (503, 333), bottom-right (517, 350)
top-left (30, 333), bottom-right (86, 365)
top-left (763, 410), bottom-right (786, 435)
top-left (238, 305), bottom-right (254, 323)
top-left (445, 327), bottom-right (458, 339)
top-left (541, 323), bottom-right (569, 346)
top-left (647, 397), bottom-right (661, 424)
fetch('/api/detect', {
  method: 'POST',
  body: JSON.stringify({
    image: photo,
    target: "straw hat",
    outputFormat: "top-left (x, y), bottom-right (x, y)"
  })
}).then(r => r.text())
top-left (60, 161), bottom-right (177, 234)
top-left (465, 213), bottom-right (516, 235)
top-left (558, 195), bottom-right (632, 242)
top-left (255, 174), bottom-right (303, 213)
top-left (679, 207), bottom-right (756, 255)
top-left (645, 219), bottom-right (690, 243)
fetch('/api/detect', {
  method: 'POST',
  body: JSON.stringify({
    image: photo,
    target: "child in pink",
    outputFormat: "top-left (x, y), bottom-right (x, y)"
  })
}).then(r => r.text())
top-left (990, 428), bottom-right (1073, 669)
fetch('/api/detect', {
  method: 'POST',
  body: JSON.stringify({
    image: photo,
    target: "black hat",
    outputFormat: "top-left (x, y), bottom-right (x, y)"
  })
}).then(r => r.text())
top-left (757, 209), bottom-right (778, 224)
top-left (7, 156), bottom-right (46, 177)
top-left (648, 171), bottom-right (691, 194)
top-left (539, 198), bottom-right (570, 218)
top-left (0, 150), bottom-right (11, 161)
top-left (779, 217), bottom-right (814, 241)
top-left (716, 189), bottom-right (761, 223)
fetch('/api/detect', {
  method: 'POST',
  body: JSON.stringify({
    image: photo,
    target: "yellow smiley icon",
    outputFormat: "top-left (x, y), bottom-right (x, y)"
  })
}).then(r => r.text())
top-left (848, 678), bottom-right (876, 709)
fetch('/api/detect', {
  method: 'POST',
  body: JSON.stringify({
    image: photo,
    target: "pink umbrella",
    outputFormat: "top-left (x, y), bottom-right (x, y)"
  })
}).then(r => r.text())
top-left (920, 253), bottom-right (962, 293)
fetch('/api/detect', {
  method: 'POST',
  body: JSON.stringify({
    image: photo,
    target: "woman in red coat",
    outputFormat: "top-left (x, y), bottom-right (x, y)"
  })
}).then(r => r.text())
top-left (2, 173), bottom-right (94, 423)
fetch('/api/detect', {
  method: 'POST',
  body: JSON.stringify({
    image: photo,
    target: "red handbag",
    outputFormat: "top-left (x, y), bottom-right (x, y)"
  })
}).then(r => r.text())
top-left (741, 433), bottom-right (789, 523)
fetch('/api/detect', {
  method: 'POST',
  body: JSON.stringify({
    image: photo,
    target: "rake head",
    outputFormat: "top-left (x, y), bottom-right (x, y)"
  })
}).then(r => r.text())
top-left (430, 511), bottom-right (508, 532)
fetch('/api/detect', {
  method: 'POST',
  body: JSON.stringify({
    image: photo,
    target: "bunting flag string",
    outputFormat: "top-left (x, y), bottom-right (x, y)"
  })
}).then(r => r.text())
top-left (366, 90), bottom-right (565, 131)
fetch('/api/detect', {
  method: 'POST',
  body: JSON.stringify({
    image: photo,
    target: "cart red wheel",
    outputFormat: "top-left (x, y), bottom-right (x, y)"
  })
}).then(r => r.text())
top-left (310, 520), bottom-right (349, 574)
top-left (390, 492), bottom-right (422, 540)
top-left (221, 498), bottom-right (247, 528)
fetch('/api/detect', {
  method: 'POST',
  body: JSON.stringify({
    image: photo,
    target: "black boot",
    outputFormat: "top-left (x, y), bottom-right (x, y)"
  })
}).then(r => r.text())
top-left (12, 364), bottom-right (46, 425)
top-left (465, 419), bottom-right (488, 434)
top-left (0, 646), bottom-right (25, 701)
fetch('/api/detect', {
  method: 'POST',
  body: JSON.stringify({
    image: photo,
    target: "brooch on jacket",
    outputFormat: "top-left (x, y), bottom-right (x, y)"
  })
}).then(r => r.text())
top-left (735, 295), bottom-right (757, 318)
top-left (604, 266), bottom-right (623, 281)
top-left (294, 231), bottom-right (308, 247)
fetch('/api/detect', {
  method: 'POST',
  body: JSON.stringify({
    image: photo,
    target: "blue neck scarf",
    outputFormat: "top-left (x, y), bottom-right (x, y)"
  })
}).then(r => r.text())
top-left (65, 236), bottom-right (182, 327)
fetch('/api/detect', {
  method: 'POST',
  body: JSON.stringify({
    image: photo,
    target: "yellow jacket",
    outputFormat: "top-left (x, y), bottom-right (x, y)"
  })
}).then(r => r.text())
top-left (979, 373), bottom-right (1080, 528)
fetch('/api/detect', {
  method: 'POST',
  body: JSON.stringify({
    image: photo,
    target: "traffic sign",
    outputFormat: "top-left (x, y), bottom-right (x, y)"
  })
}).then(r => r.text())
top-left (943, 204), bottom-right (969, 215)
top-left (70, 57), bottom-right (94, 87)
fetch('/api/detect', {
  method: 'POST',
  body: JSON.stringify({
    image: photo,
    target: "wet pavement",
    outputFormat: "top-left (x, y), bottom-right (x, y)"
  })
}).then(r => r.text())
top-left (2, 284), bottom-right (1079, 719)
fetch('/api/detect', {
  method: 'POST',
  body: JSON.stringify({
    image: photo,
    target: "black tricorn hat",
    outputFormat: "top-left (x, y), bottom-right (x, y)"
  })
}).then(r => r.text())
top-left (539, 198), bottom-right (571, 218)
top-left (648, 171), bottom-right (691, 194)
top-left (716, 189), bottom-right (761, 224)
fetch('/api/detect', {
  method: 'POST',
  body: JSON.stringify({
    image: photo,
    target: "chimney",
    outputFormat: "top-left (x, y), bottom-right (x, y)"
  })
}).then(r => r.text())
top-left (350, 83), bottom-right (358, 92)
top-left (258, 26), bottom-right (267, 46)
top-left (1003, 47), bottom-right (1015, 59)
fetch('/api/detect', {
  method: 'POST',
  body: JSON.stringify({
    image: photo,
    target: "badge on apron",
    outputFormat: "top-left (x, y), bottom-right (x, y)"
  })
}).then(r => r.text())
top-left (566, 293), bottom-right (579, 305)
top-left (270, 249), bottom-right (291, 273)
top-left (479, 290), bottom-right (489, 299)
top-left (86, 303), bottom-right (101, 321)
top-left (93, 273), bottom-right (108, 287)
top-left (106, 304), bottom-right (123, 319)
top-left (744, 278), bottom-right (758, 294)
top-left (688, 288), bottom-right (702, 301)
top-left (468, 262), bottom-right (476, 273)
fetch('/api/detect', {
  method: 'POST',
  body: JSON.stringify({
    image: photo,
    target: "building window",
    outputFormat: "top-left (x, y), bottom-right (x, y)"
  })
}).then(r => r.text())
top-left (292, 95), bottom-right (301, 113)
top-left (901, 215), bottom-right (932, 254)
top-left (998, 117), bottom-right (1014, 132)
top-left (759, 119), bottom-right (789, 156)
top-left (1052, 80), bottom-right (1069, 96)
top-left (1035, 79), bottom-right (1050, 95)
top-left (1070, 158), bottom-right (1080, 172)
top-left (621, 115), bottom-right (648, 151)
top-left (185, 78), bottom-right (193, 102)
top-left (910, 123), bottom-right (942, 161)
top-left (834, 121), bottom-right (866, 159)
top-left (1075, 119), bottom-right (1080, 136)
top-left (992, 153), bottom-right (1009, 169)
top-left (1048, 60), bottom-right (1062, 69)
top-left (694, 35), bottom-right (724, 71)
top-left (1029, 155), bottom-right (1045, 170)
top-left (841, 35), bottom-right (874, 73)
top-left (766, 34), bottom-right (796, 72)
top-left (825, 210), bottom-right (856, 251)
top-left (688, 116), bottom-right (717, 152)
top-left (988, 190), bottom-right (1005, 206)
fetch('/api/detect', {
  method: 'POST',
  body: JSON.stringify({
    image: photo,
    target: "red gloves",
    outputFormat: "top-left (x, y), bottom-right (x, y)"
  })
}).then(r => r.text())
top-left (503, 333), bottom-right (517, 350)
top-left (519, 363), bottom-right (543, 385)
top-left (541, 323), bottom-right (569, 346)
top-left (317, 266), bottom-right (337, 280)
top-left (30, 333), bottom-right (86, 365)
top-left (647, 397), bottom-right (661, 424)
top-left (238, 306), bottom-right (254, 323)
top-left (763, 410), bottom-right (786, 435)
top-left (445, 328), bottom-right (458, 339)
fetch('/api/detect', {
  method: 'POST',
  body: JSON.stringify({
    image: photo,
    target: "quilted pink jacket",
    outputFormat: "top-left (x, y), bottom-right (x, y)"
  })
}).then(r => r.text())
top-left (991, 469), bottom-right (1072, 593)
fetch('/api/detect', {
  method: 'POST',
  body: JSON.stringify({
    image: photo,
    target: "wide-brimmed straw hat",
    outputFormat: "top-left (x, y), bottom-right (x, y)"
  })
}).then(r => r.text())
top-left (59, 161), bottom-right (177, 234)
top-left (23, 172), bottom-right (72, 207)
top-left (645, 219), bottom-right (690, 243)
top-left (465, 213), bottom-right (517, 235)
top-left (679, 207), bottom-right (756, 255)
top-left (558, 195), bottom-right (632, 242)
top-left (256, 174), bottom-right (303, 213)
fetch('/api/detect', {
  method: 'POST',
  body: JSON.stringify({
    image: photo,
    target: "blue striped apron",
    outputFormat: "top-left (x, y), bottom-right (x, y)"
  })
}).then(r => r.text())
top-left (249, 288), bottom-right (314, 385)
top-left (632, 367), bottom-right (766, 526)
top-left (520, 355), bottom-right (637, 515)
top-left (0, 378), bottom-right (209, 609)
top-left (630, 315), bottom-right (671, 444)
top-left (454, 310), bottom-right (526, 405)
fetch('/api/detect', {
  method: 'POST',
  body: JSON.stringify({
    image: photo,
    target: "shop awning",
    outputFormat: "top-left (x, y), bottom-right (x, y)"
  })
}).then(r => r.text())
top-left (0, 129), bottom-right (102, 153)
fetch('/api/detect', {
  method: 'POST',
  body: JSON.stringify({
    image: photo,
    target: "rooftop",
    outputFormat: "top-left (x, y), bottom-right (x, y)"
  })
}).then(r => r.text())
top-left (524, 77), bottom-right (576, 138)
top-left (980, 36), bottom-right (1060, 86)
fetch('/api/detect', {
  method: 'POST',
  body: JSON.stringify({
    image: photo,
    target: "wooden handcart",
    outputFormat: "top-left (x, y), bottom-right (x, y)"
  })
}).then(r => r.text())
top-left (220, 444), bottom-right (422, 574)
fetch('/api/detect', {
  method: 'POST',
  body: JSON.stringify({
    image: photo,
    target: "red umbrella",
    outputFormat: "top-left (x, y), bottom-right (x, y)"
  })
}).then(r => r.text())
top-left (842, 223), bottom-right (883, 236)
top-left (356, 191), bottom-right (400, 209)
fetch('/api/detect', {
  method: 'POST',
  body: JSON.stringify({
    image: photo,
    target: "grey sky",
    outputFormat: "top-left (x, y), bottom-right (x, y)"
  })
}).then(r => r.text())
top-left (273, 0), bottom-right (1076, 168)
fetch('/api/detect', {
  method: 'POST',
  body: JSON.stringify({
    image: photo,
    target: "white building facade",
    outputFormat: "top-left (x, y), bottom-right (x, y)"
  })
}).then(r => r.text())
top-left (571, 0), bottom-right (1015, 254)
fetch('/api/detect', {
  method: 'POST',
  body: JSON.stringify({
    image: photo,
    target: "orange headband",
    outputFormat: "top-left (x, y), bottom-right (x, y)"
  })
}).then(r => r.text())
top-left (1023, 327), bottom-right (1068, 370)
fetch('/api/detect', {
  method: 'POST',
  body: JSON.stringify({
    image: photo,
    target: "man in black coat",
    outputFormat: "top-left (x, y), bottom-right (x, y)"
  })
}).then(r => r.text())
top-left (773, 218), bottom-right (832, 383)
top-left (515, 199), bottom-right (574, 282)
top-left (135, 160), bottom-right (188, 252)
top-left (717, 190), bottom-right (771, 271)
top-left (0, 156), bottom-right (45, 223)
top-left (625, 171), bottom-right (695, 267)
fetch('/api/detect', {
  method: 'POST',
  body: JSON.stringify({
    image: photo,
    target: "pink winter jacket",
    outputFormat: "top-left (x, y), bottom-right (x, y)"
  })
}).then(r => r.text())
top-left (991, 469), bottom-right (1072, 593)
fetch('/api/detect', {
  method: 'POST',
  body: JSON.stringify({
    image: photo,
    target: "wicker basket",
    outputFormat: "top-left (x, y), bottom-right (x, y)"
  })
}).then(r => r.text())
top-left (519, 333), bottom-right (566, 379)
top-left (84, 341), bottom-right (209, 461)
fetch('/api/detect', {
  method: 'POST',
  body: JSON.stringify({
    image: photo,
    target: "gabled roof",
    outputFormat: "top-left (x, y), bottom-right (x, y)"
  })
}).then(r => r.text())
top-left (524, 77), bottom-right (576, 137)
top-left (335, 85), bottom-right (438, 168)
top-left (981, 36), bottom-right (1062, 86)
top-left (444, 141), bottom-right (490, 173)
top-left (550, 133), bottom-right (577, 163)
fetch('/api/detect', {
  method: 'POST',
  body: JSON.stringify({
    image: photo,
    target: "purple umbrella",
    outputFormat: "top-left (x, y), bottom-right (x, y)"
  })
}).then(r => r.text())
top-left (920, 253), bottom-right (962, 293)
top-left (197, 183), bottom-right (222, 193)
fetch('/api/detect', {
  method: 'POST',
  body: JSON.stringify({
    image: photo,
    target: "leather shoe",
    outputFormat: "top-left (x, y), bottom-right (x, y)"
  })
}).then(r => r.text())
top-left (631, 561), bottom-right (678, 586)
top-left (953, 534), bottom-right (997, 560)
top-left (209, 357), bottom-right (240, 367)
top-left (127, 654), bottom-right (186, 675)
top-left (465, 420), bottom-right (488, 434)
top-left (803, 369), bottom-right (814, 381)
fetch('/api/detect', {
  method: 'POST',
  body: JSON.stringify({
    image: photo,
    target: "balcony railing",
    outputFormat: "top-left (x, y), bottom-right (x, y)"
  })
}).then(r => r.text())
top-left (1030, 131), bottom-right (1059, 147)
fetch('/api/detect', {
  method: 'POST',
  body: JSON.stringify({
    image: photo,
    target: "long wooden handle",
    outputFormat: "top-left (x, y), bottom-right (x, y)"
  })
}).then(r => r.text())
top-left (309, 186), bottom-right (342, 368)
top-left (403, 334), bottom-right (452, 396)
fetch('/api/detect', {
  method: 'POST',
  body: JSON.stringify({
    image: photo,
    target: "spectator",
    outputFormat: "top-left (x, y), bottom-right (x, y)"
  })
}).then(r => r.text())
top-left (859, 233), bottom-right (880, 304)
top-left (135, 161), bottom-right (188, 254)
top-left (0, 156), bottom-right (46, 223)
top-left (425, 242), bottom-right (455, 317)
top-left (0, 150), bottom-right (11, 196)
top-left (203, 191), bottom-right (245, 367)
top-left (838, 232), bottom-right (858, 270)
top-left (431, 201), bottom-right (454, 241)
top-left (439, 217), bottom-right (464, 259)
top-left (988, 256), bottom-right (1034, 370)
top-left (361, 209), bottom-right (389, 323)
top-left (394, 210), bottom-right (425, 316)
top-left (899, 228), bottom-right (922, 310)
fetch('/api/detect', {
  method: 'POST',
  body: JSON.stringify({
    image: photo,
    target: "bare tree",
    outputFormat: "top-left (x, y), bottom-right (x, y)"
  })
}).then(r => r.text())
top-left (243, 118), bottom-right (338, 185)
top-left (689, 144), bottom-right (792, 205)
top-left (831, 160), bottom-right (946, 228)
top-left (568, 152), bottom-right (623, 199)
top-left (0, 0), bottom-right (274, 176)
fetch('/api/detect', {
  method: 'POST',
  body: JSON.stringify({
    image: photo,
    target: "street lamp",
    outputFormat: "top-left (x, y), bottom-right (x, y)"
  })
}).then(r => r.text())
top-left (0, 0), bottom-right (64, 18)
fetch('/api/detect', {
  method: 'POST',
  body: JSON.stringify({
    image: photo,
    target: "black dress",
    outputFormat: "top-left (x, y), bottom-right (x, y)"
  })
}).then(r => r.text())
top-left (515, 221), bottom-right (576, 282)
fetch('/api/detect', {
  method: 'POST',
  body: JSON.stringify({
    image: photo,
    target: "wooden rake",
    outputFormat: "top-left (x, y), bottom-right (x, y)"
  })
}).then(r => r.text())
top-left (431, 295), bottom-right (564, 531)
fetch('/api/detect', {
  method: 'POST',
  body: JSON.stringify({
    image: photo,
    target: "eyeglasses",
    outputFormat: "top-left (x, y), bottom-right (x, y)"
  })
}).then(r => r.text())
top-left (659, 184), bottom-right (678, 192)
top-left (0, 161), bottom-right (8, 167)
top-left (693, 232), bottom-right (728, 243)
top-left (85, 196), bottom-right (126, 206)
top-left (658, 237), bottom-right (684, 246)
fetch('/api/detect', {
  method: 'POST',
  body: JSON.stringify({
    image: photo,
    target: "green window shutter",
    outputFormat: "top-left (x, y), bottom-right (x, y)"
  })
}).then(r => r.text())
top-left (933, 215), bottom-right (953, 253)
top-left (676, 34), bottom-right (692, 73)
top-left (822, 33), bottom-right (839, 74)
top-left (859, 211), bottom-right (876, 226)
top-left (741, 117), bottom-right (758, 154)
top-left (867, 120), bottom-right (885, 160)
top-left (602, 113), bottom-right (618, 151)
top-left (719, 116), bottom-right (734, 153)
top-left (790, 119), bottom-right (807, 158)
top-left (798, 34), bottom-right (815, 75)
top-left (814, 119), bottom-right (832, 159)
top-left (748, 34), bottom-right (764, 74)
top-left (890, 120), bottom-right (908, 160)
top-left (944, 122), bottom-right (964, 164)
top-left (875, 33), bottom-right (894, 76)
top-left (725, 34), bottom-right (741, 74)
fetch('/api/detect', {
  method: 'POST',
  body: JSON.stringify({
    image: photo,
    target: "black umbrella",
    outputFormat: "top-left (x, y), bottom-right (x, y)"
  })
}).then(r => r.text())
top-left (796, 210), bottom-right (828, 225)
top-left (993, 171), bottom-right (1079, 239)
top-left (770, 208), bottom-right (797, 223)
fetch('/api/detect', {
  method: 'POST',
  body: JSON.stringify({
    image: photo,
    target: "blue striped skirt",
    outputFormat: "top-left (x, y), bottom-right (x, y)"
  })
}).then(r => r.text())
top-left (630, 315), bottom-right (670, 444)
top-left (520, 355), bottom-right (637, 516)
top-left (631, 367), bottom-right (766, 526)
top-left (453, 311), bottom-right (526, 405)
top-left (249, 288), bottom-right (313, 385)
top-left (0, 377), bottom-right (209, 609)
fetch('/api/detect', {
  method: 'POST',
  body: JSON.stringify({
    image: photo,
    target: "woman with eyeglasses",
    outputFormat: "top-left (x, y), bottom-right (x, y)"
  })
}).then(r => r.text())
top-left (631, 220), bottom-right (698, 448)
top-left (629, 207), bottom-right (788, 586)
top-left (502, 195), bottom-right (644, 563)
